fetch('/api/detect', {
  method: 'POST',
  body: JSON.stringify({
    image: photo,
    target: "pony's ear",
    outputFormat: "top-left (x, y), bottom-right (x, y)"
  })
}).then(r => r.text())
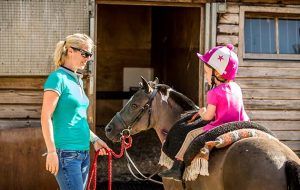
top-left (153, 77), bottom-right (159, 85)
top-left (148, 77), bottom-right (159, 88)
top-left (141, 76), bottom-right (151, 93)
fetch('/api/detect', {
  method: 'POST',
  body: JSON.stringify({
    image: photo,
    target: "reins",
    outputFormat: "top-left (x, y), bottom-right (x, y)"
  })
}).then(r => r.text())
top-left (87, 135), bottom-right (133, 190)
top-left (87, 88), bottom-right (162, 190)
top-left (125, 150), bottom-right (163, 185)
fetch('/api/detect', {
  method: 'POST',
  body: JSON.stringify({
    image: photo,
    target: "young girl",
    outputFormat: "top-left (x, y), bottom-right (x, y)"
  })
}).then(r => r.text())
top-left (159, 44), bottom-right (249, 180)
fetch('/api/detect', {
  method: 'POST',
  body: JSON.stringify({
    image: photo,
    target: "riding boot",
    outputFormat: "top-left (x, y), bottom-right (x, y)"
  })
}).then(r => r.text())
top-left (158, 160), bottom-right (184, 181)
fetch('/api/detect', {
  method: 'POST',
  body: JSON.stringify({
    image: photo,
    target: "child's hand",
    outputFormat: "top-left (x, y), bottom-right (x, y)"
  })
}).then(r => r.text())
top-left (198, 107), bottom-right (206, 116)
top-left (188, 112), bottom-right (199, 123)
top-left (188, 107), bottom-right (207, 124)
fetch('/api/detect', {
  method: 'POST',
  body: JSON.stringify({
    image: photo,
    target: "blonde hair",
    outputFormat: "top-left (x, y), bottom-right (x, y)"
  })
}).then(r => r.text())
top-left (214, 70), bottom-right (227, 82)
top-left (53, 33), bottom-right (94, 68)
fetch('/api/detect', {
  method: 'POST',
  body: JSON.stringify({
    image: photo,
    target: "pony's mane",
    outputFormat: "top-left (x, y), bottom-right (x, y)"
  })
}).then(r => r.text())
top-left (156, 84), bottom-right (198, 111)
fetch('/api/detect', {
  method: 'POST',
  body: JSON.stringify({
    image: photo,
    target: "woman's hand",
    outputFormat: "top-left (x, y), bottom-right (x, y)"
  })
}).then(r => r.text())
top-left (93, 138), bottom-right (110, 156)
top-left (46, 152), bottom-right (59, 176)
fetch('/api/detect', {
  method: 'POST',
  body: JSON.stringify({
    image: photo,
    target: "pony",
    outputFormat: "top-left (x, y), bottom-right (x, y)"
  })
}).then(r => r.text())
top-left (105, 77), bottom-right (300, 190)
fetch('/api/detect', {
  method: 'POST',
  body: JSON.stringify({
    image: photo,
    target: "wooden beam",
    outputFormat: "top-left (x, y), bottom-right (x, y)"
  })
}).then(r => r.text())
top-left (0, 77), bottom-right (45, 90)
top-left (237, 78), bottom-right (300, 89)
top-left (238, 67), bottom-right (300, 79)
top-left (273, 131), bottom-right (300, 141)
top-left (243, 89), bottom-right (300, 100)
top-left (0, 105), bottom-right (41, 119)
top-left (97, 0), bottom-right (205, 7)
top-left (0, 90), bottom-right (43, 104)
top-left (0, 119), bottom-right (41, 130)
top-left (244, 99), bottom-right (300, 110)
top-left (247, 110), bottom-right (300, 120)
top-left (255, 120), bottom-right (300, 131)
top-left (219, 13), bottom-right (239, 24)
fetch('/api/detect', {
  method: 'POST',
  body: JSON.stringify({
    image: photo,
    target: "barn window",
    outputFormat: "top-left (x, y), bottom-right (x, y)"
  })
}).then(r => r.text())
top-left (240, 7), bottom-right (300, 60)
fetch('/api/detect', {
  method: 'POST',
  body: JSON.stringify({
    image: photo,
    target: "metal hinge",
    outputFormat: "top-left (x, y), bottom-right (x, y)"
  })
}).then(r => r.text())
top-left (88, 0), bottom-right (95, 18)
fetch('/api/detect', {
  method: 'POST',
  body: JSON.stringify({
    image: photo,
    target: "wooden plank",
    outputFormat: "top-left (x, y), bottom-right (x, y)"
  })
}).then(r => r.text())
top-left (244, 53), bottom-right (300, 60)
top-left (244, 99), bottom-right (300, 110)
top-left (243, 89), bottom-right (300, 100)
top-left (216, 35), bottom-right (238, 46)
top-left (0, 119), bottom-right (41, 130)
top-left (238, 67), bottom-right (300, 79)
top-left (247, 110), bottom-right (300, 121)
top-left (217, 24), bottom-right (239, 35)
top-left (0, 105), bottom-right (41, 119)
top-left (226, 4), bottom-right (240, 14)
top-left (0, 90), bottom-right (43, 104)
top-left (97, 0), bottom-right (205, 7)
top-left (0, 77), bottom-right (45, 90)
top-left (273, 131), bottom-right (300, 141)
top-left (255, 120), bottom-right (300, 131)
top-left (240, 5), bottom-right (300, 13)
top-left (281, 141), bottom-right (300, 151)
top-left (0, 127), bottom-right (57, 189)
top-left (240, 60), bottom-right (300, 68)
top-left (237, 78), bottom-right (300, 89)
top-left (219, 13), bottom-right (239, 24)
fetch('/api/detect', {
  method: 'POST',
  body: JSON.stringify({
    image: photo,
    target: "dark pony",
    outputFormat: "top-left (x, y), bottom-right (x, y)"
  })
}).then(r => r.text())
top-left (105, 77), bottom-right (300, 190)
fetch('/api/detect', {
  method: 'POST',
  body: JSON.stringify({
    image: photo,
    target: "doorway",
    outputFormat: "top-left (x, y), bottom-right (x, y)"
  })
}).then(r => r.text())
top-left (96, 4), bottom-right (202, 127)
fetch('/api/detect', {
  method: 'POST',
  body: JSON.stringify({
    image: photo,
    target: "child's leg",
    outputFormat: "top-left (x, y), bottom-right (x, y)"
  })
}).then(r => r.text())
top-left (175, 128), bottom-right (204, 160)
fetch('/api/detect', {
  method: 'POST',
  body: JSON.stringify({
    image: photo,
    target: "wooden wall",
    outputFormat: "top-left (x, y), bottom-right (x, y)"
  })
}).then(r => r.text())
top-left (216, 3), bottom-right (300, 155)
top-left (0, 76), bottom-right (58, 189)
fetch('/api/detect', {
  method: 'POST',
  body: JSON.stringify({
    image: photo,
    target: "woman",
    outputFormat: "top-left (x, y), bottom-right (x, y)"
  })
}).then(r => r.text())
top-left (41, 33), bottom-right (109, 190)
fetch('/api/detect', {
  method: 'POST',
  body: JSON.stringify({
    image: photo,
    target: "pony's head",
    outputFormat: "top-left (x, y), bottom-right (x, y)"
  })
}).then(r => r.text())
top-left (105, 77), bottom-right (159, 142)
top-left (105, 77), bottom-right (198, 142)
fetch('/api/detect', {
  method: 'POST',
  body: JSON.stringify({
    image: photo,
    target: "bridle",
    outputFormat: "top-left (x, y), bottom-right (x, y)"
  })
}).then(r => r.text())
top-left (115, 88), bottom-right (158, 137)
top-left (114, 87), bottom-right (162, 185)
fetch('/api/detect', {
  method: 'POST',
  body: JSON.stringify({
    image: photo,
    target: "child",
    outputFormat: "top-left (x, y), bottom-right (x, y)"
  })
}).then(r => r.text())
top-left (159, 44), bottom-right (249, 180)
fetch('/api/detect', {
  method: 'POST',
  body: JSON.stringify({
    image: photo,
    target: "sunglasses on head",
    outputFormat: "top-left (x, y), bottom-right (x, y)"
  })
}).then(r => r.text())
top-left (70, 46), bottom-right (93, 58)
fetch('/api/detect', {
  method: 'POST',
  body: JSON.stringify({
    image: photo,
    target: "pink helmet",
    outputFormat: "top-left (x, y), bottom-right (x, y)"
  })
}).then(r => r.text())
top-left (197, 44), bottom-right (238, 80)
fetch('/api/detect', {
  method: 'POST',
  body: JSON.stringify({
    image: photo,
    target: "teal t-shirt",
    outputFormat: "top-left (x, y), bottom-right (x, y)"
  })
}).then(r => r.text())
top-left (44, 67), bottom-right (90, 150)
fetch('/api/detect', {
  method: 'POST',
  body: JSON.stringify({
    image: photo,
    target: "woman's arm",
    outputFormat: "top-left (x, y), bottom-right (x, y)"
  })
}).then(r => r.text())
top-left (41, 91), bottom-right (59, 175)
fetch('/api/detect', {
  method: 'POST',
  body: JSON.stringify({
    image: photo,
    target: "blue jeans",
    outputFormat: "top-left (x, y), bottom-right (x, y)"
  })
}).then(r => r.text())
top-left (55, 150), bottom-right (90, 190)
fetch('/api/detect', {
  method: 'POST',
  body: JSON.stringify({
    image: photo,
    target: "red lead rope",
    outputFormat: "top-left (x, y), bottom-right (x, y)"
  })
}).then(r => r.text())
top-left (87, 135), bottom-right (133, 190)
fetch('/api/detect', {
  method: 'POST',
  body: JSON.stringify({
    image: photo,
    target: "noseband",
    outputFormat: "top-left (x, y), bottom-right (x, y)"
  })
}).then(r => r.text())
top-left (116, 88), bottom-right (158, 136)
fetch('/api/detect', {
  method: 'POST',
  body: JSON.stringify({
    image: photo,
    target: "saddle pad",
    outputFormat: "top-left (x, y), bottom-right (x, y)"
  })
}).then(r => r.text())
top-left (183, 121), bottom-right (274, 166)
top-left (182, 128), bottom-right (277, 181)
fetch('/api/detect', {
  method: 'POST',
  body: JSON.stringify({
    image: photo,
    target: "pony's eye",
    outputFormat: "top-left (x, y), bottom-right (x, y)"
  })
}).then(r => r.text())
top-left (131, 104), bottom-right (138, 110)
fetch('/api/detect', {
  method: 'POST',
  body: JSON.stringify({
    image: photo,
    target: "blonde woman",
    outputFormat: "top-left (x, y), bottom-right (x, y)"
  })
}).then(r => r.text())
top-left (41, 33), bottom-right (109, 190)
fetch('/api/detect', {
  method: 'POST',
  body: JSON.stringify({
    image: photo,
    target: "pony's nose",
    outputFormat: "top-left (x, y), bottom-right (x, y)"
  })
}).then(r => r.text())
top-left (105, 125), bottom-right (113, 133)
